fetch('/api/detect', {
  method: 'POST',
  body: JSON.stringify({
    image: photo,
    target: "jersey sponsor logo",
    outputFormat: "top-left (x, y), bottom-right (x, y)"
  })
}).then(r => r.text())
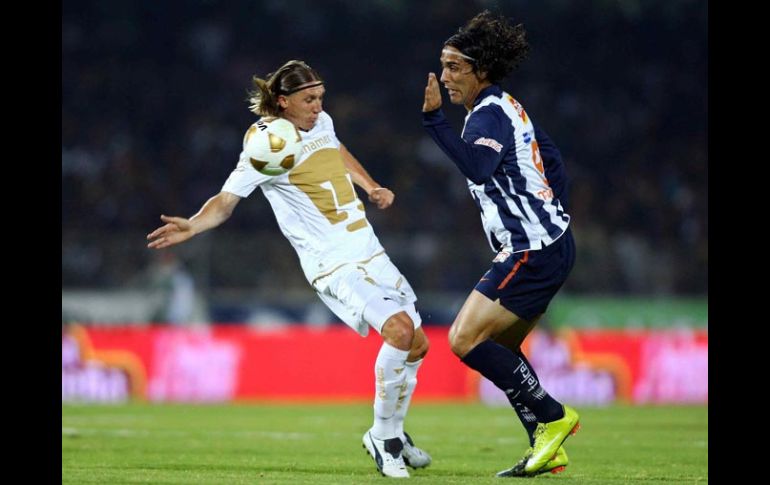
top-left (536, 187), bottom-right (554, 201)
top-left (302, 134), bottom-right (332, 155)
top-left (474, 137), bottom-right (503, 153)
top-left (507, 96), bottom-right (529, 123)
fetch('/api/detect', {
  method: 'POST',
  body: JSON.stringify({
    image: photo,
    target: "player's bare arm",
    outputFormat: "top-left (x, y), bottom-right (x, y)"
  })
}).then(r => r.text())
top-left (339, 143), bottom-right (394, 210)
top-left (147, 191), bottom-right (241, 249)
top-left (422, 72), bottom-right (442, 112)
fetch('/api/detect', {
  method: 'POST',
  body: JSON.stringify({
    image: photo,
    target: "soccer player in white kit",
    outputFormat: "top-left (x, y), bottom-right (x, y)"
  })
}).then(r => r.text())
top-left (147, 60), bottom-right (431, 478)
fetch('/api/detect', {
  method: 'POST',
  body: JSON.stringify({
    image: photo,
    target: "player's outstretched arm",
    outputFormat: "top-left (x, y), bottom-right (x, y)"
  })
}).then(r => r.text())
top-left (339, 143), bottom-right (394, 210)
top-left (147, 191), bottom-right (241, 249)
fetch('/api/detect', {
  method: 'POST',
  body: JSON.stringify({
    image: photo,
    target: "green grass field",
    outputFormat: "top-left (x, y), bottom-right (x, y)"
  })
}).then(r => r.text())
top-left (62, 402), bottom-right (707, 484)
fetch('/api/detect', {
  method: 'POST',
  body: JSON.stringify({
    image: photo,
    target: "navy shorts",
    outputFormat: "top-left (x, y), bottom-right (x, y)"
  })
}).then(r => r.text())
top-left (475, 228), bottom-right (576, 321)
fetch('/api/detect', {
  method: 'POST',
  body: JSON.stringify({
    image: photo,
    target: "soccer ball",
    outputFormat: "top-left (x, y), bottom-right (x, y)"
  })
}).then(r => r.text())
top-left (243, 117), bottom-right (302, 176)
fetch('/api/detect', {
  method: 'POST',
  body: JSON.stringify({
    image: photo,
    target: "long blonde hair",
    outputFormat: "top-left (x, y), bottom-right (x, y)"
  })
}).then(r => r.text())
top-left (247, 60), bottom-right (323, 116)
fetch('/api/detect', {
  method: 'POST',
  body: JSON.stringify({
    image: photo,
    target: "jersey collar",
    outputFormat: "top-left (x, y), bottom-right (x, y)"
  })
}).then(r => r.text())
top-left (473, 84), bottom-right (503, 108)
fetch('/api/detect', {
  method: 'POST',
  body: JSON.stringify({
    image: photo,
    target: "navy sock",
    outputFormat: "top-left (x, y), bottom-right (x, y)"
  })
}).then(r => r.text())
top-left (511, 350), bottom-right (540, 446)
top-left (462, 340), bottom-right (563, 425)
top-left (512, 401), bottom-right (538, 446)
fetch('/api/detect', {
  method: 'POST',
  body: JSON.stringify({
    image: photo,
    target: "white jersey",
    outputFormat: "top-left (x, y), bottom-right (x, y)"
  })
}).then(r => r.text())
top-left (222, 111), bottom-right (384, 284)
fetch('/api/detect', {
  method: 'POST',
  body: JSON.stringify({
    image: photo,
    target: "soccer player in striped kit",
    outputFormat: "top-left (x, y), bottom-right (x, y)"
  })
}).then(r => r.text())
top-left (422, 11), bottom-right (580, 478)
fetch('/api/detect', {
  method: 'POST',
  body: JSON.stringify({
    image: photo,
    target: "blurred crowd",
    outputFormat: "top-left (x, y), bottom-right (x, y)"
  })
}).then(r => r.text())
top-left (62, 0), bottom-right (707, 302)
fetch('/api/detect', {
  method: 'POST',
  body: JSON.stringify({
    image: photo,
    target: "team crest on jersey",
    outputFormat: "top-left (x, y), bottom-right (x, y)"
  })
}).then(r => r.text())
top-left (474, 137), bottom-right (503, 153)
top-left (493, 250), bottom-right (511, 263)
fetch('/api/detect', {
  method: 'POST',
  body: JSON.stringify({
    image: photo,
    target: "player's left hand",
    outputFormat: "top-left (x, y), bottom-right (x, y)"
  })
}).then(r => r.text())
top-left (369, 187), bottom-right (394, 209)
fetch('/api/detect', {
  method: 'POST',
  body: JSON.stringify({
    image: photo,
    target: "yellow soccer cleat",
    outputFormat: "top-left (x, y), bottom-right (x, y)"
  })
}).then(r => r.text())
top-left (496, 446), bottom-right (568, 477)
top-left (524, 405), bottom-right (580, 474)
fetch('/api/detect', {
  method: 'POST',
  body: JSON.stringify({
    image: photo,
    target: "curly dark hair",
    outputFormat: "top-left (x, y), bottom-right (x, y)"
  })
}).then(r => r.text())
top-left (444, 10), bottom-right (529, 84)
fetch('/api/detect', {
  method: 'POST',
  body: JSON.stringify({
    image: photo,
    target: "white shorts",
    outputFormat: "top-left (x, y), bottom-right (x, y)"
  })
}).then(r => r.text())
top-left (312, 252), bottom-right (422, 337)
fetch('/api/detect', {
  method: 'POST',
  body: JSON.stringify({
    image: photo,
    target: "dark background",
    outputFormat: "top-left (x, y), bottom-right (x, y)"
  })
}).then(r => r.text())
top-left (62, 0), bottom-right (707, 323)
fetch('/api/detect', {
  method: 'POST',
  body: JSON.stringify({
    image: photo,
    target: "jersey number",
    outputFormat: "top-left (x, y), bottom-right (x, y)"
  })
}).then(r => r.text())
top-left (289, 149), bottom-right (367, 232)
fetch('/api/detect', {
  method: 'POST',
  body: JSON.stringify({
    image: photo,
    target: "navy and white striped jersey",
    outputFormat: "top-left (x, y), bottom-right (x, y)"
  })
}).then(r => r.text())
top-left (423, 85), bottom-right (570, 254)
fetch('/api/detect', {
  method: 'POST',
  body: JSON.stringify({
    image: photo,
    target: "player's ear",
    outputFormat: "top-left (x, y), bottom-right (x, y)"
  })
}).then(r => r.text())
top-left (277, 95), bottom-right (289, 109)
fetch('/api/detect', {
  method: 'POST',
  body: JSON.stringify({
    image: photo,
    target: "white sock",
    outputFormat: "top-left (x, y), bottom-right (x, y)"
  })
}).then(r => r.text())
top-left (371, 342), bottom-right (410, 439)
top-left (394, 358), bottom-right (422, 441)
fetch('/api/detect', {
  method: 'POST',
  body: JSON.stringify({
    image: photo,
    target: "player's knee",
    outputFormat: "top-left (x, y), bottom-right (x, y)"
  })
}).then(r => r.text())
top-left (448, 327), bottom-right (476, 358)
top-left (409, 332), bottom-right (429, 361)
top-left (382, 313), bottom-right (414, 351)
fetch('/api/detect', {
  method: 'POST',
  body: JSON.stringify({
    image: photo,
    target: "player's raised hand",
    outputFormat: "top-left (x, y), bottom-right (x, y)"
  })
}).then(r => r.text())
top-left (423, 73), bottom-right (442, 112)
top-left (147, 215), bottom-right (195, 249)
top-left (369, 187), bottom-right (394, 210)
